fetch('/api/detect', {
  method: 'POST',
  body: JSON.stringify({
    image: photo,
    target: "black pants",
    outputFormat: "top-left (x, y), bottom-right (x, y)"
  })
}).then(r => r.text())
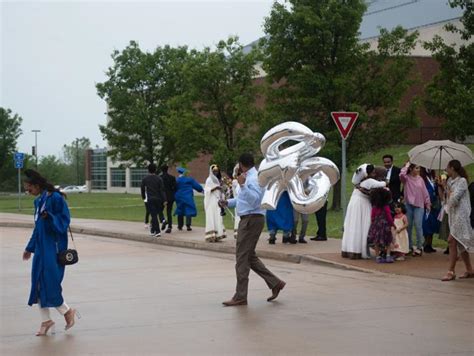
top-left (177, 215), bottom-right (192, 229)
top-left (147, 199), bottom-right (164, 234)
top-left (164, 200), bottom-right (174, 228)
top-left (315, 201), bottom-right (328, 238)
top-left (144, 203), bottom-right (150, 224)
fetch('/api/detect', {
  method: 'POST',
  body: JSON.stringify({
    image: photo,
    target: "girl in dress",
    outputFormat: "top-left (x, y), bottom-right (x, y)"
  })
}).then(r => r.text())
top-left (22, 169), bottom-right (78, 335)
top-left (392, 202), bottom-right (409, 261)
top-left (367, 188), bottom-right (396, 263)
top-left (341, 164), bottom-right (387, 259)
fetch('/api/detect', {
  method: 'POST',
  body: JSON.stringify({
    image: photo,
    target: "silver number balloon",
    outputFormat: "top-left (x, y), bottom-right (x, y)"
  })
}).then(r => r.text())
top-left (258, 121), bottom-right (340, 214)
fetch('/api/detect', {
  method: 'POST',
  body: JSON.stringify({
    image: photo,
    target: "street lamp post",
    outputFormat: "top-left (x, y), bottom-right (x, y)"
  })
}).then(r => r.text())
top-left (32, 130), bottom-right (41, 169)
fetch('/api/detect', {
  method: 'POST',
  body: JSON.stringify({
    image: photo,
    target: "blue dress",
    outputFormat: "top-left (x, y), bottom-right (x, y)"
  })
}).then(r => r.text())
top-left (423, 180), bottom-right (440, 235)
top-left (174, 176), bottom-right (204, 217)
top-left (25, 191), bottom-right (70, 307)
top-left (266, 191), bottom-right (294, 232)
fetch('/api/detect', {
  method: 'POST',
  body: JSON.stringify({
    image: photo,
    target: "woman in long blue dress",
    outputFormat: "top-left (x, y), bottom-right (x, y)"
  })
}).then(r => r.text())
top-left (22, 169), bottom-right (78, 336)
top-left (174, 167), bottom-right (204, 231)
top-left (266, 191), bottom-right (295, 244)
top-left (421, 168), bottom-right (440, 253)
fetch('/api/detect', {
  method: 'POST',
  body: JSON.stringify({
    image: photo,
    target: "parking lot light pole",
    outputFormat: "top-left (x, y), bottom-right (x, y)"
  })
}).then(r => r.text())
top-left (32, 130), bottom-right (41, 168)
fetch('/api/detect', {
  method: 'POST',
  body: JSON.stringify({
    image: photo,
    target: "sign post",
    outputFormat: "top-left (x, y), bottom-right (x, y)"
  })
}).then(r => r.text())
top-left (14, 152), bottom-right (25, 211)
top-left (331, 112), bottom-right (359, 223)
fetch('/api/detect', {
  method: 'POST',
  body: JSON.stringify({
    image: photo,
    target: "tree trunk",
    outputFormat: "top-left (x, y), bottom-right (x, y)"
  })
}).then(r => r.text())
top-left (331, 179), bottom-right (342, 211)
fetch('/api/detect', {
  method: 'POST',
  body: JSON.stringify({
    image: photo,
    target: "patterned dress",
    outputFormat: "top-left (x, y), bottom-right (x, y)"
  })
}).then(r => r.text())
top-left (367, 205), bottom-right (394, 249)
top-left (447, 177), bottom-right (474, 252)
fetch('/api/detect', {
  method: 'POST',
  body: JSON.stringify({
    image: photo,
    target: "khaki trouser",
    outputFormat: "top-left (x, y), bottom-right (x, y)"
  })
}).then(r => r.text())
top-left (234, 214), bottom-right (281, 300)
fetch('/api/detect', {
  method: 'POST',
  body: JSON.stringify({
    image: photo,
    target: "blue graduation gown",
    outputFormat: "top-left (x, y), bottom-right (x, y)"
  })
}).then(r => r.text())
top-left (25, 191), bottom-right (70, 307)
top-left (266, 191), bottom-right (294, 232)
top-left (174, 176), bottom-right (204, 217)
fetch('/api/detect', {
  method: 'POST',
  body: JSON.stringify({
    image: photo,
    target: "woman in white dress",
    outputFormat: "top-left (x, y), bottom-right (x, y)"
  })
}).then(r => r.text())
top-left (440, 160), bottom-right (474, 281)
top-left (231, 164), bottom-right (241, 239)
top-left (341, 164), bottom-right (387, 259)
top-left (204, 164), bottom-right (227, 242)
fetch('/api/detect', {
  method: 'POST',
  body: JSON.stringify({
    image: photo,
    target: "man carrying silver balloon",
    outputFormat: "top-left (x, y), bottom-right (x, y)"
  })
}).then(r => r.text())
top-left (220, 153), bottom-right (286, 307)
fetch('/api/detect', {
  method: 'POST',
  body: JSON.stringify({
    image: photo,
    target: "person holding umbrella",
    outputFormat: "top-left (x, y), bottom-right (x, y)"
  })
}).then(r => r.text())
top-left (439, 160), bottom-right (474, 281)
top-left (399, 162), bottom-right (431, 256)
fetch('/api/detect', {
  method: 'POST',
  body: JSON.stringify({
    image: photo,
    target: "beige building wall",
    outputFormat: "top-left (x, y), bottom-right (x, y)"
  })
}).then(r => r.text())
top-left (361, 19), bottom-right (465, 56)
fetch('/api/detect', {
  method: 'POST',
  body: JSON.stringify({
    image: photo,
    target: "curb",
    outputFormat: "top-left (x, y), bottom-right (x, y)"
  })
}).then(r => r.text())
top-left (1, 222), bottom-right (368, 273)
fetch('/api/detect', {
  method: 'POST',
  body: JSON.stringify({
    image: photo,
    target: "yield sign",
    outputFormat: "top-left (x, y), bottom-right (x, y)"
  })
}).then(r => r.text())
top-left (331, 112), bottom-right (359, 140)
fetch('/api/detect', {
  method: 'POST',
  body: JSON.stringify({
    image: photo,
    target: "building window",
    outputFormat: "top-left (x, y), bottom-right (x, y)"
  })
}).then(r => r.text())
top-left (111, 168), bottom-right (126, 187)
top-left (91, 149), bottom-right (107, 190)
top-left (130, 168), bottom-right (148, 188)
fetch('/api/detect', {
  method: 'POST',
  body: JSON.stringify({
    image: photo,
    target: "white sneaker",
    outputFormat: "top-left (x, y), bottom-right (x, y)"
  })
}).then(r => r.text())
top-left (144, 224), bottom-right (149, 229)
top-left (154, 232), bottom-right (161, 237)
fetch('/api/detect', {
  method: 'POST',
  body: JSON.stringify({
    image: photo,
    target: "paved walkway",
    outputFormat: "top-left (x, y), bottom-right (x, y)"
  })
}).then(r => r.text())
top-left (2, 227), bottom-right (474, 355)
top-left (0, 213), bottom-right (460, 280)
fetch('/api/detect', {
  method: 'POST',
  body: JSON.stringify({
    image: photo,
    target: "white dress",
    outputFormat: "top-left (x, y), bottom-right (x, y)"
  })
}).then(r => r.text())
top-left (204, 168), bottom-right (226, 242)
top-left (447, 177), bottom-right (474, 252)
top-left (341, 178), bottom-right (386, 259)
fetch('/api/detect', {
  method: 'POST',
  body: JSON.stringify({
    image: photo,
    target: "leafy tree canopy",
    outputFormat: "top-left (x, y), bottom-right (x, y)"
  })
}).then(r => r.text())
top-left (262, 0), bottom-right (420, 208)
top-left (424, 0), bottom-right (474, 140)
top-left (97, 41), bottom-right (190, 167)
top-left (0, 107), bottom-right (23, 171)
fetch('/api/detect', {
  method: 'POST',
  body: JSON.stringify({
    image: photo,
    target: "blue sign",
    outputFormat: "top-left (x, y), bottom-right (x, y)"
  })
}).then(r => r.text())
top-left (14, 152), bottom-right (24, 161)
top-left (14, 152), bottom-right (24, 169)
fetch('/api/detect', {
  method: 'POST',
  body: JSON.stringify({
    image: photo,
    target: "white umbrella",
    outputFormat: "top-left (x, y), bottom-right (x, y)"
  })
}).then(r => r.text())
top-left (408, 140), bottom-right (474, 171)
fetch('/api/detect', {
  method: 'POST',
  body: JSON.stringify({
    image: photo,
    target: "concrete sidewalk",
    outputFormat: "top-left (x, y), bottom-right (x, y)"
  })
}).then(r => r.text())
top-left (0, 212), bottom-right (457, 280)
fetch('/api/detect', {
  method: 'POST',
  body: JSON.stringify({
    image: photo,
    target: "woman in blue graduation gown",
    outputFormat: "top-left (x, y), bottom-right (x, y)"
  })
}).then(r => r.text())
top-left (266, 191), bottom-right (295, 244)
top-left (174, 167), bottom-right (204, 231)
top-left (22, 169), bottom-right (78, 336)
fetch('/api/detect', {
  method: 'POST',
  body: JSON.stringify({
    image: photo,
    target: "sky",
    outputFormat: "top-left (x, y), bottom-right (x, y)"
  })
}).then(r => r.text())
top-left (1, 0), bottom-right (274, 158)
top-left (1, 0), bottom-right (462, 160)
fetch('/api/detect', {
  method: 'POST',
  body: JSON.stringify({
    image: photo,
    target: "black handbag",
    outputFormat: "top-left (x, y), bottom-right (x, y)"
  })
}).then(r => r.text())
top-left (57, 227), bottom-right (79, 266)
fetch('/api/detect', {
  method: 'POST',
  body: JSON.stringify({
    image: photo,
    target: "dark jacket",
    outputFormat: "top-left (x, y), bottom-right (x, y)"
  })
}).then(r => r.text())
top-left (388, 165), bottom-right (402, 202)
top-left (160, 172), bottom-right (177, 202)
top-left (141, 174), bottom-right (166, 202)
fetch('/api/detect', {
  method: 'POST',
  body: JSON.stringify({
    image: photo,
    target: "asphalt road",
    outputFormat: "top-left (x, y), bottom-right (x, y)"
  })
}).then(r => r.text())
top-left (1, 227), bottom-right (473, 355)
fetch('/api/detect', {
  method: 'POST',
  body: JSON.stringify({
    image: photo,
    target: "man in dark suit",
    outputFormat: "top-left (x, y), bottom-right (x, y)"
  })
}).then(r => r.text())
top-left (383, 154), bottom-right (402, 203)
top-left (160, 165), bottom-right (177, 233)
top-left (141, 163), bottom-right (167, 237)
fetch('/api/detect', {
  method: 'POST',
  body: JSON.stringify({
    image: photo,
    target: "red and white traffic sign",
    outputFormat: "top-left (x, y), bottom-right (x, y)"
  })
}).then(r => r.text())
top-left (331, 112), bottom-right (359, 140)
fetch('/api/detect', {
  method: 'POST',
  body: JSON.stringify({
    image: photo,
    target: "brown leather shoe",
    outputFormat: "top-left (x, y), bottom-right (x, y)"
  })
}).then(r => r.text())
top-left (267, 281), bottom-right (286, 302)
top-left (222, 299), bottom-right (247, 307)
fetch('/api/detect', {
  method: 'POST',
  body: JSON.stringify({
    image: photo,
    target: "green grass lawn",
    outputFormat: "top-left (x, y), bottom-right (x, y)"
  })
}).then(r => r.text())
top-left (3, 144), bottom-right (472, 248)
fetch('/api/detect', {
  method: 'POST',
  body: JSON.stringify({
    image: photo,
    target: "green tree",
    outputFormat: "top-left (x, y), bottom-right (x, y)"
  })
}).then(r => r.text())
top-left (97, 41), bottom-right (189, 167)
top-left (0, 107), bottom-right (23, 171)
top-left (62, 137), bottom-right (91, 185)
top-left (262, 0), bottom-right (419, 209)
top-left (168, 36), bottom-right (263, 173)
top-left (0, 108), bottom-right (23, 192)
top-left (38, 155), bottom-right (72, 186)
top-left (424, 0), bottom-right (474, 140)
